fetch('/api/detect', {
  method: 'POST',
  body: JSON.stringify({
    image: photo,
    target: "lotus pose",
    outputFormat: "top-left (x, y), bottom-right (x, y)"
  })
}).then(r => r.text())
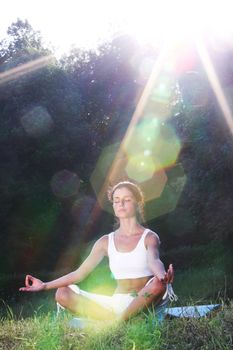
top-left (20, 181), bottom-right (175, 321)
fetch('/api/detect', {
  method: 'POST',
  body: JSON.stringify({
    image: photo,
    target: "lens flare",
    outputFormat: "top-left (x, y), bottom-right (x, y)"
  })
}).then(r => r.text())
top-left (196, 35), bottom-right (233, 137)
top-left (90, 142), bottom-right (128, 212)
top-left (123, 118), bottom-right (160, 156)
top-left (0, 55), bottom-right (54, 85)
top-left (90, 43), bottom-right (181, 212)
top-left (126, 154), bottom-right (161, 182)
top-left (137, 57), bottom-right (156, 83)
top-left (51, 170), bottom-right (80, 198)
top-left (140, 169), bottom-right (168, 202)
top-left (150, 76), bottom-right (173, 104)
top-left (155, 124), bottom-right (181, 168)
top-left (71, 196), bottom-right (97, 227)
top-left (145, 164), bottom-right (187, 221)
top-left (123, 119), bottom-right (181, 177)
top-left (21, 106), bottom-right (54, 137)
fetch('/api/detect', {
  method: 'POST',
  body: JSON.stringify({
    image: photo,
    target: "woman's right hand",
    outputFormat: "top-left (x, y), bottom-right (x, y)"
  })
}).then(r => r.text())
top-left (19, 275), bottom-right (46, 292)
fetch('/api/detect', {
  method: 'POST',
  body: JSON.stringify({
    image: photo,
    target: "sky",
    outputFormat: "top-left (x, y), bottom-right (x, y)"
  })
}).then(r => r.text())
top-left (1, 0), bottom-right (150, 55)
top-left (1, 0), bottom-right (233, 56)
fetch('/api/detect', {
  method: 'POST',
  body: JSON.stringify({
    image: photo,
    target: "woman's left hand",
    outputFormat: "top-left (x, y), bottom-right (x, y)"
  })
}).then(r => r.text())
top-left (160, 264), bottom-right (174, 284)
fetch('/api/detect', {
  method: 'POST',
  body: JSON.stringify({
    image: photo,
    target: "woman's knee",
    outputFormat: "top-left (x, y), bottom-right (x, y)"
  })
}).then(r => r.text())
top-left (55, 287), bottom-right (72, 305)
top-left (148, 278), bottom-right (166, 297)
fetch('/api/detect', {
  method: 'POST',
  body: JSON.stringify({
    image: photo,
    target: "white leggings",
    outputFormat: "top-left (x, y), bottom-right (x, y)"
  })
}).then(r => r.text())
top-left (58, 277), bottom-right (176, 316)
top-left (68, 284), bottom-right (135, 315)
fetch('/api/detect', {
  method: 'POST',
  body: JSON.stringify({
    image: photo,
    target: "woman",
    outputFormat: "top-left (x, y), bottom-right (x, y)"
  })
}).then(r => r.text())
top-left (20, 181), bottom-right (175, 321)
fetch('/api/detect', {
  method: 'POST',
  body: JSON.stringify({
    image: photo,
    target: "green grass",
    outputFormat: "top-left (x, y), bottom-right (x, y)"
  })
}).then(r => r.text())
top-left (2, 242), bottom-right (232, 349)
top-left (173, 266), bottom-right (230, 304)
top-left (164, 241), bottom-right (233, 304)
top-left (0, 302), bottom-right (232, 350)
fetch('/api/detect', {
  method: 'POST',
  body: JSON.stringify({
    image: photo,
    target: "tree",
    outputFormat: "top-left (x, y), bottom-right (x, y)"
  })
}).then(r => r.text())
top-left (0, 18), bottom-right (49, 65)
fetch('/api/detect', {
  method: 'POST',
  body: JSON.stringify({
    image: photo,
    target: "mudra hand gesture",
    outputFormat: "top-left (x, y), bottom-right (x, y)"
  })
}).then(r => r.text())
top-left (161, 264), bottom-right (174, 284)
top-left (19, 275), bottom-right (45, 292)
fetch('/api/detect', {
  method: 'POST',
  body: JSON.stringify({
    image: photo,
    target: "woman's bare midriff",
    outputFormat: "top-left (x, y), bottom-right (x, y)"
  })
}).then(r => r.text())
top-left (114, 276), bottom-right (153, 294)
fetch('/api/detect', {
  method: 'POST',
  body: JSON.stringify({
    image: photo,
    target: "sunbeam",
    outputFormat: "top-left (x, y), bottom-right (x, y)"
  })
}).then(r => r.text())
top-left (0, 55), bottom-right (54, 85)
top-left (94, 41), bottom-right (175, 207)
top-left (196, 36), bottom-right (233, 137)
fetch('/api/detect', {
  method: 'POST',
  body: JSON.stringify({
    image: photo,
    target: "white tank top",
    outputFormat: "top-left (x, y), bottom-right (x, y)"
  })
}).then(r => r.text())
top-left (108, 228), bottom-right (160, 280)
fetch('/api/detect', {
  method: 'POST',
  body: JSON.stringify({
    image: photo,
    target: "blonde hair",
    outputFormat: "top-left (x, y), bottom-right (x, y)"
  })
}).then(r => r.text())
top-left (108, 181), bottom-right (146, 224)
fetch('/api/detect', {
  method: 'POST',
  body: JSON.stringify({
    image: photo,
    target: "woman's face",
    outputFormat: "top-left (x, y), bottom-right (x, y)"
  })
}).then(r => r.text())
top-left (112, 186), bottom-right (137, 219)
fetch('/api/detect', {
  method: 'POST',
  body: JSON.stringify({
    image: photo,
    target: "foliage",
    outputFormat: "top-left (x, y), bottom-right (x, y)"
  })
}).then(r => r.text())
top-left (0, 19), bottom-right (49, 63)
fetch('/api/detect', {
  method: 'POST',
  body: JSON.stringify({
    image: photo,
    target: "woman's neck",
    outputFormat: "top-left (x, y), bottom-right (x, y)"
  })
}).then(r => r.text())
top-left (117, 218), bottom-right (142, 236)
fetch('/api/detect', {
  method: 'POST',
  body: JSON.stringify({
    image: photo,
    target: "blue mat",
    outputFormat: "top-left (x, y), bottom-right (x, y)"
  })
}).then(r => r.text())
top-left (165, 304), bottom-right (221, 318)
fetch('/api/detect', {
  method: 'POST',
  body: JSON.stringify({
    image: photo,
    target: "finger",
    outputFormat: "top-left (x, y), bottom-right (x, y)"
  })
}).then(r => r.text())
top-left (25, 275), bottom-right (33, 287)
top-left (19, 287), bottom-right (32, 292)
top-left (167, 267), bottom-right (172, 280)
top-left (169, 264), bottom-right (174, 274)
top-left (25, 275), bottom-right (29, 286)
top-left (168, 264), bottom-right (174, 283)
top-left (170, 264), bottom-right (174, 283)
top-left (167, 272), bottom-right (172, 283)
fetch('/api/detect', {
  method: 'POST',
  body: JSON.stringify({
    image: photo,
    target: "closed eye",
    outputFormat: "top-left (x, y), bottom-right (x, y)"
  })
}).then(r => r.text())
top-left (113, 197), bottom-right (133, 204)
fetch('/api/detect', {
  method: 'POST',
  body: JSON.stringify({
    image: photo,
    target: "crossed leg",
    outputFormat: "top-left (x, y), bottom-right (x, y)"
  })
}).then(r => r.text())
top-left (56, 265), bottom-right (174, 322)
top-left (120, 264), bottom-right (174, 321)
top-left (55, 287), bottom-right (116, 320)
top-left (120, 278), bottom-right (166, 321)
top-left (56, 280), bottom-right (166, 322)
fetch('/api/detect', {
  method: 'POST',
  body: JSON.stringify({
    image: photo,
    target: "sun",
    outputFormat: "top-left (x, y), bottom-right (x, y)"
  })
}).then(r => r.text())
top-left (1, 0), bottom-right (232, 57)
top-left (121, 0), bottom-right (233, 48)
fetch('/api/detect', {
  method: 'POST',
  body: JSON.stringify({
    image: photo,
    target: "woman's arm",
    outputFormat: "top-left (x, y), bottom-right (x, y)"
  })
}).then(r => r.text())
top-left (20, 235), bottom-right (108, 292)
top-left (146, 232), bottom-right (166, 280)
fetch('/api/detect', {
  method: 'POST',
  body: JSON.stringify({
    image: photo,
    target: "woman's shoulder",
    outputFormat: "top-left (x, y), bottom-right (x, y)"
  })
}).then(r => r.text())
top-left (144, 228), bottom-right (161, 245)
top-left (96, 234), bottom-right (110, 244)
top-left (95, 233), bottom-right (113, 248)
top-left (93, 234), bottom-right (111, 255)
